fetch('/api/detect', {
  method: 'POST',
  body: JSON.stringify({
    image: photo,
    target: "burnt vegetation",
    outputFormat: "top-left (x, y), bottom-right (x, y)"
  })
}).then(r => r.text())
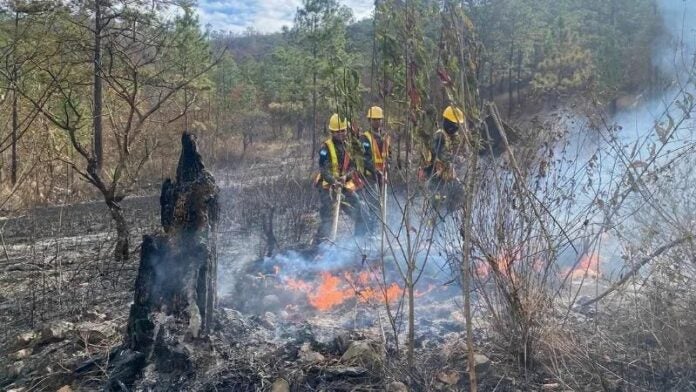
top-left (1, 0), bottom-right (696, 391)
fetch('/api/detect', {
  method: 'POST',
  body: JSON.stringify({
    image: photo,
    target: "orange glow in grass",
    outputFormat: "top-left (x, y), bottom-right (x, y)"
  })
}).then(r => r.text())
top-left (568, 253), bottom-right (600, 279)
top-left (284, 270), bottom-right (407, 311)
top-left (474, 251), bottom-right (516, 279)
top-left (307, 272), bottom-right (353, 311)
top-left (354, 282), bottom-right (403, 304)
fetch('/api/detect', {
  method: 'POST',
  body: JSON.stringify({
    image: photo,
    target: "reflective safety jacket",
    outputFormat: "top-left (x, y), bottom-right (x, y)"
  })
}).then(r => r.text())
top-left (421, 129), bottom-right (460, 181)
top-left (315, 138), bottom-right (359, 191)
top-left (361, 130), bottom-right (390, 177)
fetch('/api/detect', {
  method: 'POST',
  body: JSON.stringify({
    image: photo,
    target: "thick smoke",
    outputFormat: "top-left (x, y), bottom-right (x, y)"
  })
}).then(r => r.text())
top-left (259, 192), bottom-right (455, 283)
top-left (614, 0), bottom-right (696, 134)
top-left (569, 0), bottom-right (696, 276)
top-left (654, 0), bottom-right (696, 84)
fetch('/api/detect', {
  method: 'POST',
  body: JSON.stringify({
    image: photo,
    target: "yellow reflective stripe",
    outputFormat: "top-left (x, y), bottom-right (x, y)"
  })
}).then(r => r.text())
top-left (365, 131), bottom-right (385, 168)
top-left (365, 131), bottom-right (378, 165)
top-left (325, 139), bottom-right (339, 178)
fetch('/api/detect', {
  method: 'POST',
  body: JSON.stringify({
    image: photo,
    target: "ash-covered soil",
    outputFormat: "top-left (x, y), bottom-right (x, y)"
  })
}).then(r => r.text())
top-left (0, 185), bottom-right (517, 391)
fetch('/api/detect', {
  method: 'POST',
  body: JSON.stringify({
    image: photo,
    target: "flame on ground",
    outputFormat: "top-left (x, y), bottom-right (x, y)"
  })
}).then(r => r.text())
top-left (474, 248), bottom-right (519, 279)
top-left (282, 270), bottom-right (404, 311)
top-left (568, 253), bottom-right (600, 279)
top-left (474, 247), bottom-right (575, 281)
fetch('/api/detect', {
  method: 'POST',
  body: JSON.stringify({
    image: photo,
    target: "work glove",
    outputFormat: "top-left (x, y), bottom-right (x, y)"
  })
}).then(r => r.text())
top-left (331, 181), bottom-right (344, 191)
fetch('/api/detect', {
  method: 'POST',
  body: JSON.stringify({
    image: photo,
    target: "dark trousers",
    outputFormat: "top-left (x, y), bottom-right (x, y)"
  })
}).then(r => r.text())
top-left (427, 176), bottom-right (464, 221)
top-left (358, 181), bottom-right (383, 234)
top-left (315, 187), bottom-right (368, 243)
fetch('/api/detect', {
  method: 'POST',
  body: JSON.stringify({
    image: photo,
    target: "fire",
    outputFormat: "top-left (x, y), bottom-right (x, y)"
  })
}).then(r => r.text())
top-left (568, 253), bottom-right (600, 279)
top-left (474, 249), bottom-right (549, 280)
top-left (285, 277), bottom-right (313, 292)
top-left (308, 272), bottom-right (350, 311)
top-left (414, 283), bottom-right (436, 298)
top-left (281, 270), bottom-right (405, 311)
top-left (353, 281), bottom-right (403, 303)
top-left (474, 249), bottom-right (518, 279)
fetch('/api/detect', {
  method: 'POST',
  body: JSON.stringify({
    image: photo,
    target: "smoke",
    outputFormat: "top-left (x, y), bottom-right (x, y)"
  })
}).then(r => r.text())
top-left (216, 189), bottom-right (463, 317)
top-left (261, 239), bottom-right (369, 277)
top-left (258, 191), bottom-right (454, 283)
top-left (609, 0), bottom-right (696, 182)
top-left (654, 0), bottom-right (696, 84)
top-left (614, 0), bottom-right (696, 134)
top-left (560, 0), bottom-right (696, 277)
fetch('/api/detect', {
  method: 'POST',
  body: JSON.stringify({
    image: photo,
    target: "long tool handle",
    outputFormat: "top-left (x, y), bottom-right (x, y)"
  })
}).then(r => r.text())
top-left (381, 178), bottom-right (388, 228)
top-left (380, 174), bottom-right (388, 257)
top-left (330, 187), bottom-right (342, 242)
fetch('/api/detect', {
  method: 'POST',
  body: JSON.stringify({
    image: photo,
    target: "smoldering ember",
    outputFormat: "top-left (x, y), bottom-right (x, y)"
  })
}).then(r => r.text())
top-left (1, 1), bottom-right (696, 392)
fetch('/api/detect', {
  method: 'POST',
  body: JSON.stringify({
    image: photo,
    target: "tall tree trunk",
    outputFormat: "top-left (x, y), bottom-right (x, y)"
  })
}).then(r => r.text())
top-left (184, 89), bottom-right (189, 130)
top-left (107, 198), bottom-right (129, 262)
top-left (93, 0), bottom-right (103, 170)
top-left (508, 41), bottom-right (514, 118)
top-left (10, 10), bottom-right (19, 186)
top-left (311, 68), bottom-right (317, 166)
top-left (488, 63), bottom-right (494, 101)
top-left (460, 146), bottom-right (479, 392)
top-left (11, 81), bottom-right (18, 186)
top-left (406, 267), bottom-right (415, 366)
top-left (516, 48), bottom-right (523, 104)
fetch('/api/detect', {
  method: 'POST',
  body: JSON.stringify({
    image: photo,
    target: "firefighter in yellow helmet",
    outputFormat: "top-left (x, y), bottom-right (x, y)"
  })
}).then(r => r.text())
top-left (422, 106), bottom-right (466, 217)
top-left (433, 106), bottom-right (465, 171)
top-left (361, 106), bottom-right (390, 186)
top-left (358, 106), bottom-right (390, 233)
top-left (313, 114), bottom-right (368, 244)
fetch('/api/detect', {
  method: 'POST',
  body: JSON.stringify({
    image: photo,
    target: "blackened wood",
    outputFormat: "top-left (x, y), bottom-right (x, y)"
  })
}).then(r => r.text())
top-left (112, 131), bottom-right (219, 390)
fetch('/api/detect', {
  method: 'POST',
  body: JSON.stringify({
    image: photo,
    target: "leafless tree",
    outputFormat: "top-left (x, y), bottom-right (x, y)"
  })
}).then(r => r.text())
top-left (18, 1), bottom-right (219, 261)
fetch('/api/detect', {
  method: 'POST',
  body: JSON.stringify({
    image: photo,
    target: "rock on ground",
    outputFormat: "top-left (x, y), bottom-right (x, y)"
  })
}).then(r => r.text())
top-left (340, 340), bottom-right (384, 372)
top-left (271, 378), bottom-right (290, 392)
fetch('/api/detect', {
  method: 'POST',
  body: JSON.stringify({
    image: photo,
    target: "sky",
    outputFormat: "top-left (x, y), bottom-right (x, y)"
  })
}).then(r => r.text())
top-left (197, 0), bottom-right (375, 34)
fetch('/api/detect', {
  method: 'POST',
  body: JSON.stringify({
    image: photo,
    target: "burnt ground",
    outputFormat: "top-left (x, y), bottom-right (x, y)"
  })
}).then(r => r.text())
top-left (0, 139), bottom-right (620, 391)
top-left (0, 185), bottom-right (249, 328)
top-left (0, 179), bottom-right (521, 391)
top-left (0, 187), bottom-right (259, 390)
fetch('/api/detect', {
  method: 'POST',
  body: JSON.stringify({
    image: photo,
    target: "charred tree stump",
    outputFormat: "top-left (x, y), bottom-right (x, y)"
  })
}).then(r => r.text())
top-left (107, 132), bottom-right (219, 390)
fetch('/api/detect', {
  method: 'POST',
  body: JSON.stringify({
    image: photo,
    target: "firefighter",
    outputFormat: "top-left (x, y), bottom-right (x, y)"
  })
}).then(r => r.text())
top-left (359, 106), bottom-right (390, 233)
top-left (422, 105), bottom-right (466, 217)
top-left (313, 113), bottom-right (368, 244)
top-left (361, 106), bottom-right (390, 186)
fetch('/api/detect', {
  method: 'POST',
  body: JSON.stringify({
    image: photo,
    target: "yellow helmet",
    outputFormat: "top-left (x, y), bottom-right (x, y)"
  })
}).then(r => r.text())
top-left (443, 106), bottom-right (465, 124)
top-left (328, 113), bottom-right (348, 132)
top-left (367, 106), bottom-right (384, 119)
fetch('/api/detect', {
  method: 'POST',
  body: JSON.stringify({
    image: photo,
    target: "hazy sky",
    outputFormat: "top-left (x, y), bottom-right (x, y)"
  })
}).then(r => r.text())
top-left (197, 0), bottom-right (374, 34)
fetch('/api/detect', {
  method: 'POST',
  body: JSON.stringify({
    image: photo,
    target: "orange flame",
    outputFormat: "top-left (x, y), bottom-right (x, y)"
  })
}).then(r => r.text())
top-left (282, 270), bottom-right (407, 311)
top-left (569, 253), bottom-right (600, 279)
top-left (474, 249), bottom-right (517, 279)
top-left (414, 283), bottom-right (437, 298)
top-left (308, 272), bottom-right (351, 311)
